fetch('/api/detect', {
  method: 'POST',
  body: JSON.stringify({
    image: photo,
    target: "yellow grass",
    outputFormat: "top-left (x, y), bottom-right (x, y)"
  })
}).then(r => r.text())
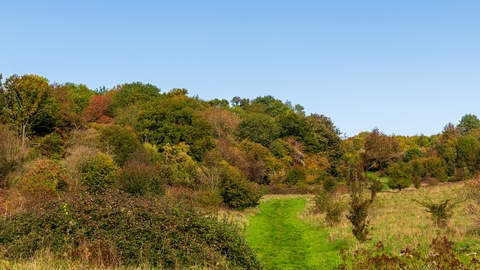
top-left (300, 182), bottom-right (480, 255)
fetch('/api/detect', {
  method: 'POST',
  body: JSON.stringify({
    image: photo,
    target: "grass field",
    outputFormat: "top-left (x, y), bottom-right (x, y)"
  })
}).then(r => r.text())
top-left (242, 182), bottom-right (480, 269)
top-left (245, 196), bottom-right (346, 269)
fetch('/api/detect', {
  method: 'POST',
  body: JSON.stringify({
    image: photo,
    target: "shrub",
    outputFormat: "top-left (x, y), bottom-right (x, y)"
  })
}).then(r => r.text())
top-left (220, 162), bottom-right (262, 210)
top-left (18, 158), bottom-right (69, 205)
top-left (0, 190), bottom-right (261, 269)
top-left (386, 162), bottom-right (413, 191)
top-left (0, 124), bottom-right (25, 188)
top-left (415, 198), bottom-right (461, 228)
top-left (325, 200), bottom-right (345, 227)
top-left (36, 131), bottom-right (65, 159)
top-left (99, 125), bottom-right (141, 166)
top-left (81, 153), bottom-right (118, 193)
top-left (117, 155), bottom-right (165, 196)
top-left (284, 167), bottom-right (306, 186)
top-left (313, 189), bottom-right (331, 213)
top-left (338, 236), bottom-right (475, 269)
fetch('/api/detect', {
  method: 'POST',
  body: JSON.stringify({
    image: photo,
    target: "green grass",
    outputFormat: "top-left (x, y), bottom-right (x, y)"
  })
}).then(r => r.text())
top-left (245, 197), bottom-right (347, 269)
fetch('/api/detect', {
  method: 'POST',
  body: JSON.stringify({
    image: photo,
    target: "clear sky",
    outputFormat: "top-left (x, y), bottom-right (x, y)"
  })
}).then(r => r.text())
top-left (2, 1), bottom-right (479, 137)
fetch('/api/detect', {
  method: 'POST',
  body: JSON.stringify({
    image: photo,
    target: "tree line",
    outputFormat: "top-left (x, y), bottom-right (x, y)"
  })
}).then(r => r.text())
top-left (1, 73), bottom-right (480, 211)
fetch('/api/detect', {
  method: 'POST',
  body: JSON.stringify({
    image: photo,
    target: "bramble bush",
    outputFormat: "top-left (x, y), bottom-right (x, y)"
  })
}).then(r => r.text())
top-left (0, 190), bottom-right (261, 269)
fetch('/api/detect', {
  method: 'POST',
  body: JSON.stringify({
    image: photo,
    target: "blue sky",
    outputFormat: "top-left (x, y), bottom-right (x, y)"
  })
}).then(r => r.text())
top-left (2, 1), bottom-right (479, 137)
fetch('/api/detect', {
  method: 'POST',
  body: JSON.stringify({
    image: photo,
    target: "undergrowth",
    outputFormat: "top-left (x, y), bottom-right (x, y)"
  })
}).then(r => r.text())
top-left (0, 190), bottom-right (260, 269)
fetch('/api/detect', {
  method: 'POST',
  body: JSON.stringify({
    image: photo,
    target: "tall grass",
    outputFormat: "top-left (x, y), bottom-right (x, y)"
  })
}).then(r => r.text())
top-left (301, 182), bottom-right (480, 256)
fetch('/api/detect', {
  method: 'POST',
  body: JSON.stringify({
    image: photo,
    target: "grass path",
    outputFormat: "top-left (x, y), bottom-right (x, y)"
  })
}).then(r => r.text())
top-left (245, 197), bottom-right (346, 269)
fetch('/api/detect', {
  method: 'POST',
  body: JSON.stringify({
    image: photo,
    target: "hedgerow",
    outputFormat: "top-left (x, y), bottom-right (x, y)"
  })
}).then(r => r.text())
top-left (0, 190), bottom-right (261, 269)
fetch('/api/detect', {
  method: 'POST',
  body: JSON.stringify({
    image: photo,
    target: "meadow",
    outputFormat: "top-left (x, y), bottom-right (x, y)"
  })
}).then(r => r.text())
top-left (236, 182), bottom-right (480, 269)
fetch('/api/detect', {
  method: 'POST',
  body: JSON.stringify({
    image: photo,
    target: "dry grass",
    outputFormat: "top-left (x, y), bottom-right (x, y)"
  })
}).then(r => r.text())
top-left (300, 182), bottom-right (480, 255)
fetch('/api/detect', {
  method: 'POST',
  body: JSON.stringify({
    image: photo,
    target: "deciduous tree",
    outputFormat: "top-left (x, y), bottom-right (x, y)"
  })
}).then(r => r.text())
top-left (0, 74), bottom-right (57, 148)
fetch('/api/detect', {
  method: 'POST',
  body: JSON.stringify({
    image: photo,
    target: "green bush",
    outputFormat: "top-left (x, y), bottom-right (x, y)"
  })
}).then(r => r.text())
top-left (99, 125), bottom-right (141, 165)
top-left (81, 153), bottom-right (118, 193)
top-left (0, 190), bottom-right (261, 269)
top-left (284, 167), bottom-right (306, 186)
top-left (220, 162), bottom-right (262, 210)
top-left (386, 162), bottom-right (413, 191)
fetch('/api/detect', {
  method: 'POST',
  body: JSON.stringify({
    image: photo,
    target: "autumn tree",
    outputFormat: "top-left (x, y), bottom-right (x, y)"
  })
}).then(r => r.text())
top-left (64, 82), bottom-right (95, 114)
top-left (83, 93), bottom-right (114, 123)
top-left (362, 128), bottom-right (400, 171)
top-left (200, 107), bottom-right (240, 140)
top-left (51, 84), bottom-right (85, 131)
top-left (0, 74), bottom-right (57, 148)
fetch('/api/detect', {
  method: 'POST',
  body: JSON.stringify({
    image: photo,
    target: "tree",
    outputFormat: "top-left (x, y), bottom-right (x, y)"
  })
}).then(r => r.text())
top-left (386, 162), bottom-right (413, 191)
top-left (136, 91), bottom-right (215, 161)
top-left (64, 82), bottom-right (95, 114)
top-left (99, 125), bottom-right (142, 166)
top-left (238, 113), bottom-right (281, 147)
top-left (307, 114), bottom-right (344, 171)
top-left (458, 114), bottom-right (480, 135)
top-left (362, 128), bottom-right (400, 171)
top-left (0, 74), bottom-right (57, 149)
top-left (83, 94), bottom-right (114, 123)
top-left (51, 84), bottom-right (85, 131)
top-left (112, 82), bottom-right (160, 110)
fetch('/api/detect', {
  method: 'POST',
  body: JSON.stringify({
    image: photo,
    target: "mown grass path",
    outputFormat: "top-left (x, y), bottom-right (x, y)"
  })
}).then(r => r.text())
top-left (245, 197), bottom-right (345, 269)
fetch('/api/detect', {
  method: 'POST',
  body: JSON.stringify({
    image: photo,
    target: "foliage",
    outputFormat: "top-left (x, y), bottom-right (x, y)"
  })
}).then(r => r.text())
top-left (51, 84), bottom-right (85, 131)
top-left (422, 156), bottom-right (448, 182)
top-left (111, 82), bottom-right (160, 110)
top-left (238, 113), bottom-right (281, 147)
top-left (159, 143), bottom-right (199, 187)
top-left (99, 124), bottom-right (141, 165)
top-left (220, 162), bottom-right (262, 210)
top-left (307, 113), bottom-right (344, 170)
top-left (18, 158), bottom-right (69, 205)
top-left (0, 124), bottom-right (25, 187)
top-left (83, 94), bottom-right (113, 123)
top-left (415, 198), bottom-right (461, 228)
top-left (0, 190), bottom-right (261, 269)
top-left (362, 128), bottom-right (400, 171)
top-left (117, 151), bottom-right (165, 196)
top-left (136, 91), bottom-right (215, 161)
top-left (64, 82), bottom-right (95, 114)
top-left (325, 200), bottom-right (345, 227)
top-left (458, 114), bottom-right (480, 135)
top-left (81, 153), bottom-right (118, 194)
top-left (403, 147), bottom-right (423, 162)
top-left (339, 236), bottom-right (476, 270)
top-left (200, 106), bottom-right (240, 140)
top-left (386, 162), bottom-right (413, 191)
top-left (0, 74), bottom-right (57, 147)
top-left (284, 166), bottom-right (306, 186)
top-left (36, 130), bottom-right (66, 159)
top-left (344, 162), bottom-right (377, 242)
